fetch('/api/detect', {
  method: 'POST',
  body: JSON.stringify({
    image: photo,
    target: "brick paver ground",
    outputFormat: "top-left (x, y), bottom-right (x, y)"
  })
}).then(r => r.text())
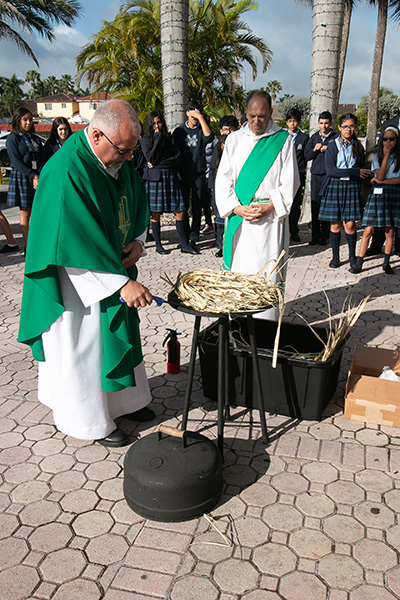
top-left (1, 197), bottom-right (400, 600)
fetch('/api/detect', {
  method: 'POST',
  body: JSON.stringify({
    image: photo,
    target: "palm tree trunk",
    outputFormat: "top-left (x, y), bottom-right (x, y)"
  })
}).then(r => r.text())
top-left (366, 0), bottom-right (388, 159)
top-left (160, 0), bottom-right (189, 131)
top-left (337, 2), bottom-right (352, 103)
top-left (309, 0), bottom-right (345, 133)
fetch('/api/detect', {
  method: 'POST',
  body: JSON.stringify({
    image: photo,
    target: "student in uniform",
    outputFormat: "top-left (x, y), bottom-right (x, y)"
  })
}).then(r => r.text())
top-left (286, 109), bottom-right (309, 242)
top-left (304, 111), bottom-right (337, 245)
top-left (319, 113), bottom-right (371, 269)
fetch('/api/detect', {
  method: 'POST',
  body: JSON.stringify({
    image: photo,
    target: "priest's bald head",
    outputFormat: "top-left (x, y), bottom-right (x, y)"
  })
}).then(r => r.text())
top-left (245, 91), bottom-right (273, 136)
top-left (89, 99), bottom-right (141, 169)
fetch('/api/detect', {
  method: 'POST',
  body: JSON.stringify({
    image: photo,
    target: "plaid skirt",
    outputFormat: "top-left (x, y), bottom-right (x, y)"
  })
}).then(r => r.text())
top-left (7, 170), bottom-right (35, 208)
top-left (362, 184), bottom-right (400, 228)
top-left (145, 168), bottom-right (185, 213)
top-left (319, 178), bottom-right (363, 222)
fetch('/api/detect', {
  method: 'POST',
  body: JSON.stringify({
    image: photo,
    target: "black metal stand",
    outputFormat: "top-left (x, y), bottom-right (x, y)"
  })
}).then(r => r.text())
top-left (181, 313), bottom-right (269, 458)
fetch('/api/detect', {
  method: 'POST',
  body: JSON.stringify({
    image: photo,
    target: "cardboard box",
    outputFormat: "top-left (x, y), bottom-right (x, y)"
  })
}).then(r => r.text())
top-left (344, 346), bottom-right (400, 427)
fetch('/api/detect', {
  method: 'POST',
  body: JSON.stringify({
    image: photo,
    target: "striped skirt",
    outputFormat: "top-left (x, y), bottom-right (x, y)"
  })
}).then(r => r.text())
top-left (319, 178), bottom-right (363, 223)
top-left (362, 184), bottom-right (400, 228)
top-left (145, 168), bottom-right (186, 213)
top-left (7, 170), bottom-right (35, 208)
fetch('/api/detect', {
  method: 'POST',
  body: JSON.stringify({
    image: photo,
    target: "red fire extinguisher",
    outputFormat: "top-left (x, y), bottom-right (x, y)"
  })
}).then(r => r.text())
top-left (163, 329), bottom-right (181, 374)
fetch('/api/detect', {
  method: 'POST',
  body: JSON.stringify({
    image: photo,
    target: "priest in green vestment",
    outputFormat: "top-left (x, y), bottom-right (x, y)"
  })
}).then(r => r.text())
top-left (18, 100), bottom-right (155, 447)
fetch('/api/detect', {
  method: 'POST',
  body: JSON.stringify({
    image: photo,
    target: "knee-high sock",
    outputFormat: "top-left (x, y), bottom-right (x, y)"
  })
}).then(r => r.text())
top-left (151, 221), bottom-right (165, 252)
top-left (330, 231), bottom-right (341, 261)
top-left (345, 232), bottom-right (356, 261)
top-left (176, 218), bottom-right (192, 251)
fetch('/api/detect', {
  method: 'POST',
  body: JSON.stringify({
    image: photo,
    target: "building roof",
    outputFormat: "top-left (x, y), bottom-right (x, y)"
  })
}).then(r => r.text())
top-left (76, 92), bottom-right (112, 102)
top-left (338, 103), bottom-right (357, 114)
top-left (35, 93), bottom-right (77, 103)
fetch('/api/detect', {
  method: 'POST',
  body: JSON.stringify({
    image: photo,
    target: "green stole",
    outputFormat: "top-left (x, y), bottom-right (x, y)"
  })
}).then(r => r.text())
top-left (223, 129), bottom-right (289, 270)
top-left (18, 130), bottom-right (150, 392)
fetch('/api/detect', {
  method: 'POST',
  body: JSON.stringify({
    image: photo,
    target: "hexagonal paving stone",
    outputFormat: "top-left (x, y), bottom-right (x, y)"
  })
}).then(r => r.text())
top-left (323, 515), bottom-right (364, 544)
top-left (60, 489), bottom-right (99, 513)
top-left (32, 438), bottom-right (66, 456)
top-left (0, 446), bottom-right (31, 466)
top-left (251, 454), bottom-right (286, 476)
top-left (97, 478), bottom-right (124, 501)
top-left (355, 429), bottom-right (389, 446)
top-left (213, 558), bottom-right (259, 594)
top-left (111, 499), bottom-right (145, 525)
top-left (0, 432), bottom-right (24, 448)
top-left (301, 462), bottom-right (338, 485)
top-left (355, 470), bottom-right (393, 493)
top-left (170, 575), bottom-right (219, 600)
top-left (309, 423), bottom-right (341, 440)
top-left (350, 584), bottom-right (398, 600)
top-left (0, 564), bottom-right (40, 600)
top-left (0, 537), bottom-right (29, 570)
top-left (279, 571), bottom-right (327, 600)
top-left (40, 454), bottom-right (75, 474)
top-left (240, 482), bottom-right (278, 507)
top-left (40, 548), bottom-right (86, 584)
top-left (270, 473), bottom-right (308, 495)
top-left (86, 533), bottom-right (129, 565)
top-left (289, 529), bottom-right (332, 559)
top-left (318, 555), bottom-right (363, 590)
top-left (0, 513), bottom-right (19, 539)
top-left (253, 543), bottom-right (296, 576)
top-left (262, 504), bottom-right (303, 533)
top-left (190, 530), bottom-right (234, 563)
top-left (295, 492), bottom-right (335, 518)
top-left (74, 445), bottom-right (108, 463)
top-left (20, 499), bottom-right (61, 527)
top-left (51, 579), bottom-right (102, 600)
top-left (4, 462), bottom-right (40, 484)
top-left (85, 461), bottom-right (121, 481)
top-left (223, 464), bottom-right (258, 487)
top-left (386, 524), bottom-right (400, 552)
top-left (353, 539), bottom-right (397, 571)
top-left (72, 509), bottom-right (114, 538)
top-left (51, 470), bottom-right (86, 493)
top-left (387, 567), bottom-right (400, 597)
top-left (11, 480), bottom-right (50, 504)
top-left (384, 489), bottom-right (400, 513)
top-left (325, 480), bottom-right (365, 505)
top-left (234, 516), bottom-right (270, 548)
top-left (353, 501), bottom-right (395, 529)
top-left (29, 522), bottom-right (73, 553)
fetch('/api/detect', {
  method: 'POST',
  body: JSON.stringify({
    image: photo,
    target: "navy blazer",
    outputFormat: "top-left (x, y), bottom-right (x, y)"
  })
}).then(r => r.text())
top-left (140, 133), bottom-right (181, 182)
top-left (304, 130), bottom-right (338, 175)
top-left (289, 130), bottom-right (309, 174)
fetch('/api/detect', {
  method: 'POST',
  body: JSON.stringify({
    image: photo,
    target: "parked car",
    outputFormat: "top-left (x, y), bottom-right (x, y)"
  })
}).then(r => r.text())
top-left (0, 132), bottom-right (47, 168)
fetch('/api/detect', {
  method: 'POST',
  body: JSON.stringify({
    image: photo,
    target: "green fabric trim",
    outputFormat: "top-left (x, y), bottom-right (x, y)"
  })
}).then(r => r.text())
top-left (18, 129), bottom-right (150, 392)
top-left (223, 129), bottom-right (289, 270)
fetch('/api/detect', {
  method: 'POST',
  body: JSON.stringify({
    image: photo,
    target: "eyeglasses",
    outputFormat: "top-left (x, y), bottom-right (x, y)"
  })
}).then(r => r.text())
top-left (340, 125), bottom-right (356, 130)
top-left (383, 137), bottom-right (397, 142)
top-left (99, 130), bottom-right (136, 155)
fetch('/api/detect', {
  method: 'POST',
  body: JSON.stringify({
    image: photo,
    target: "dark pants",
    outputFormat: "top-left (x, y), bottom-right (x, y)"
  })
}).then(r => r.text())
top-left (311, 173), bottom-right (330, 242)
top-left (289, 173), bottom-right (305, 237)
top-left (210, 188), bottom-right (224, 249)
top-left (180, 175), bottom-right (206, 241)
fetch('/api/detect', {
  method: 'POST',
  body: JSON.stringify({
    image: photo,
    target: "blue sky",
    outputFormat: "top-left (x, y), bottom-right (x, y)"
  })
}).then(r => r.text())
top-left (1, 0), bottom-right (399, 105)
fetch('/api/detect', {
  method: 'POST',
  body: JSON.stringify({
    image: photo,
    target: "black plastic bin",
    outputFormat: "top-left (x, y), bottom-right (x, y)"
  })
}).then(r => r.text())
top-left (198, 318), bottom-right (348, 421)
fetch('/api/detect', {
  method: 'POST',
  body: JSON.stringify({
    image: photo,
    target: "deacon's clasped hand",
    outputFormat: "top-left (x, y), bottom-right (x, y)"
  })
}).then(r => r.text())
top-left (120, 280), bottom-right (153, 308)
top-left (122, 240), bottom-right (143, 268)
top-left (233, 202), bottom-right (274, 222)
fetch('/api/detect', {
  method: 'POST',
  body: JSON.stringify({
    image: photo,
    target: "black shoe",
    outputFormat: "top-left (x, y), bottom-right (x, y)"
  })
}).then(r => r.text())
top-left (383, 263), bottom-right (394, 275)
top-left (319, 238), bottom-right (329, 246)
top-left (309, 239), bottom-right (319, 246)
top-left (146, 233), bottom-right (154, 242)
top-left (156, 248), bottom-right (171, 255)
top-left (329, 259), bottom-right (340, 268)
top-left (123, 406), bottom-right (156, 422)
top-left (365, 247), bottom-right (382, 257)
top-left (215, 249), bottom-right (223, 258)
top-left (349, 264), bottom-right (362, 274)
top-left (349, 257), bottom-right (358, 269)
top-left (290, 234), bottom-right (300, 242)
top-left (97, 428), bottom-right (130, 447)
top-left (181, 245), bottom-right (199, 255)
top-left (189, 240), bottom-right (199, 252)
top-left (0, 244), bottom-right (19, 253)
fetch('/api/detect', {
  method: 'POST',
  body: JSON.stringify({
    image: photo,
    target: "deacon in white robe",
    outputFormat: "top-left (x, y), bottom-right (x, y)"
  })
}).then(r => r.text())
top-left (216, 91), bottom-right (300, 319)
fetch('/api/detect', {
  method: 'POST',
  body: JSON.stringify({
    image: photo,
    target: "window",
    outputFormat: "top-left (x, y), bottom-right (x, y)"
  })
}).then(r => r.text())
top-left (45, 104), bottom-right (52, 110)
top-left (89, 103), bottom-right (98, 110)
top-left (61, 103), bottom-right (66, 109)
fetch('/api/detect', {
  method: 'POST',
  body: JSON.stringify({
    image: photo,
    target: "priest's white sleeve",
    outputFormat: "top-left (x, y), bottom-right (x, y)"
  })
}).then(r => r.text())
top-left (64, 267), bottom-right (129, 307)
top-left (268, 138), bottom-right (300, 219)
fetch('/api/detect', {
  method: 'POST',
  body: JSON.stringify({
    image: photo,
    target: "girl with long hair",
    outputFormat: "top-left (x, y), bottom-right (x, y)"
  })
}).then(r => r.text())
top-left (351, 125), bottom-right (400, 274)
top-left (140, 111), bottom-right (197, 254)
top-left (319, 113), bottom-right (371, 268)
top-left (43, 116), bottom-right (72, 161)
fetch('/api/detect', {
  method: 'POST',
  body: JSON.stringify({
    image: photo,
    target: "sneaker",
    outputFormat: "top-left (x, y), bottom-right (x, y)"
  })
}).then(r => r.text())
top-left (329, 259), bottom-right (340, 268)
top-left (200, 224), bottom-right (213, 235)
top-left (0, 244), bottom-right (19, 253)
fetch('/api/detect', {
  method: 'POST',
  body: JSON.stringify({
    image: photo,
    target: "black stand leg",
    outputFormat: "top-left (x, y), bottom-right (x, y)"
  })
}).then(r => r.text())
top-left (247, 315), bottom-right (269, 443)
top-left (182, 316), bottom-right (201, 430)
top-left (217, 317), bottom-right (227, 457)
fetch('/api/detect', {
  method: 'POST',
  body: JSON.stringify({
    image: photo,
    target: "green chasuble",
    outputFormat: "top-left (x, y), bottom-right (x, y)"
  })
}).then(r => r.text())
top-left (223, 129), bottom-right (289, 270)
top-left (18, 129), bottom-right (150, 392)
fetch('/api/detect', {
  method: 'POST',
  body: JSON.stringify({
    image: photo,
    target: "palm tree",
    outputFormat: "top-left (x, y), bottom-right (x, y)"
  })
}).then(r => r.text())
top-left (265, 80), bottom-right (282, 103)
top-left (0, 74), bottom-right (25, 117)
top-left (160, 0), bottom-right (189, 131)
top-left (45, 76), bottom-right (58, 95)
top-left (58, 74), bottom-right (75, 94)
top-left (0, 0), bottom-right (82, 66)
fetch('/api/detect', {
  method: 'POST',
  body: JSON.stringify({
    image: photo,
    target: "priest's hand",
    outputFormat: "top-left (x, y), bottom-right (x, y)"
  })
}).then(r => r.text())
top-left (120, 280), bottom-right (153, 308)
top-left (233, 203), bottom-right (273, 222)
top-left (122, 241), bottom-right (143, 268)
